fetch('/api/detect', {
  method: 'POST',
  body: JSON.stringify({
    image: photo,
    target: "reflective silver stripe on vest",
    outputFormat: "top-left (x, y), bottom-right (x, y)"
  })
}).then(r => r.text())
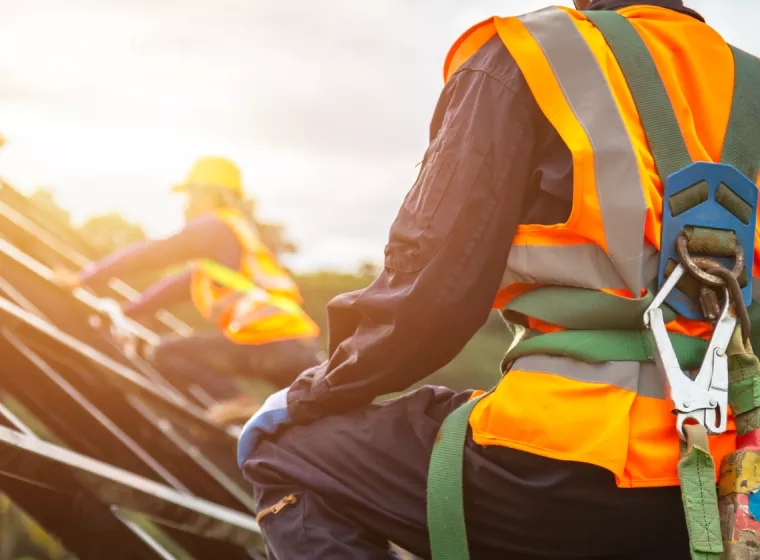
top-left (502, 243), bottom-right (658, 291)
top-left (511, 355), bottom-right (666, 400)
top-left (502, 7), bottom-right (649, 294)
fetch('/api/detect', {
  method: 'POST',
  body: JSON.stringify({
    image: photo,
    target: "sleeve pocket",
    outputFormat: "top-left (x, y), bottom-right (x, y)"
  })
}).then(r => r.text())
top-left (385, 128), bottom-right (490, 273)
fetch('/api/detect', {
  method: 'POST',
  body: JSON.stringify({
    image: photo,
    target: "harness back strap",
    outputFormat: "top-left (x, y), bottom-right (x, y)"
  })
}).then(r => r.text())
top-left (502, 328), bottom-right (708, 372)
top-left (503, 283), bottom-right (676, 330)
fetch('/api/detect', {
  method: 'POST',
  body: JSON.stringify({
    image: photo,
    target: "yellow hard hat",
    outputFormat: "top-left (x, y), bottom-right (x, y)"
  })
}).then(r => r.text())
top-left (172, 156), bottom-right (243, 197)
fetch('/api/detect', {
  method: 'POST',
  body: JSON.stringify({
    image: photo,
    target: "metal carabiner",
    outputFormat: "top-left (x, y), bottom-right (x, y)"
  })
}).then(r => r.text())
top-left (644, 263), bottom-right (734, 439)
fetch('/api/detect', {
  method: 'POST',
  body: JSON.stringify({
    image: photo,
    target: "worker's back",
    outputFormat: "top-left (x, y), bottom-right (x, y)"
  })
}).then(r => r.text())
top-left (442, 4), bottom-right (760, 489)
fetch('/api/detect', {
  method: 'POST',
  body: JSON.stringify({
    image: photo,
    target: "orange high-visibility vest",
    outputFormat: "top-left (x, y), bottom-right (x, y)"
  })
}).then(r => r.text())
top-left (445, 5), bottom-right (760, 488)
top-left (190, 208), bottom-right (319, 345)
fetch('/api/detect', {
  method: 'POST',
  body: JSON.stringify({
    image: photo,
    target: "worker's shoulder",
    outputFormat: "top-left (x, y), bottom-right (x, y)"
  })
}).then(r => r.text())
top-left (452, 34), bottom-right (527, 98)
top-left (182, 212), bottom-right (239, 242)
top-left (185, 212), bottom-right (224, 230)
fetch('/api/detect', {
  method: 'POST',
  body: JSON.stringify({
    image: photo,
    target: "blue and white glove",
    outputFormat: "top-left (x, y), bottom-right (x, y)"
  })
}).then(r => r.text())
top-left (237, 388), bottom-right (291, 468)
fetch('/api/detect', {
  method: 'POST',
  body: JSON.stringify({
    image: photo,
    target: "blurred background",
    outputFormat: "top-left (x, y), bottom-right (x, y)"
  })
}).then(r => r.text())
top-left (0, 0), bottom-right (758, 557)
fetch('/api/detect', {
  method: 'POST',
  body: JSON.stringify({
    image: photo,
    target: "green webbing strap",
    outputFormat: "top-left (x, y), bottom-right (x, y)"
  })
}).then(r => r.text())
top-left (503, 284), bottom-right (676, 330)
top-left (502, 288), bottom-right (760, 366)
top-left (684, 226), bottom-right (737, 258)
top-left (584, 10), bottom-right (692, 181)
top-left (727, 323), bottom-right (760, 437)
top-left (427, 395), bottom-right (484, 560)
top-left (502, 328), bottom-right (707, 372)
top-left (728, 324), bottom-right (760, 418)
top-left (721, 46), bottom-right (760, 181)
top-left (197, 259), bottom-right (255, 292)
top-left (670, 180), bottom-right (708, 217)
top-left (745, 301), bottom-right (760, 359)
top-left (678, 424), bottom-right (723, 559)
top-left (729, 363), bottom-right (760, 416)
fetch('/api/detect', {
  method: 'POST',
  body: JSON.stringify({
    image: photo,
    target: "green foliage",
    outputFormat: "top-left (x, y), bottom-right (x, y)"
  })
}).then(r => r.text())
top-left (78, 213), bottom-right (146, 259)
top-left (255, 220), bottom-right (297, 256)
top-left (428, 313), bottom-right (510, 392)
top-left (27, 190), bottom-right (71, 229)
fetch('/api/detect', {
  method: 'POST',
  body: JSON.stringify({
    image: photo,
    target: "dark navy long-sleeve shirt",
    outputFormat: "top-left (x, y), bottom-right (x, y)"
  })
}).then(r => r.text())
top-left (287, 0), bottom-right (703, 424)
top-left (78, 214), bottom-right (242, 320)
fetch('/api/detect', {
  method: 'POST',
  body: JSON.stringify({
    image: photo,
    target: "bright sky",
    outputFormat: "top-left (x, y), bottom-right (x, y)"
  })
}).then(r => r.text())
top-left (0, 1), bottom-right (755, 271)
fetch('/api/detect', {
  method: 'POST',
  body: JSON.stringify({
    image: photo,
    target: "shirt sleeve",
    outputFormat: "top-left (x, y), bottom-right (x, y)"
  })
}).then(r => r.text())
top-left (122, 268), bottom-right (192, 320)
top-left (77, 214), bottom-right (242, 290)
top-left (287, 38), bottom-right (541, 424)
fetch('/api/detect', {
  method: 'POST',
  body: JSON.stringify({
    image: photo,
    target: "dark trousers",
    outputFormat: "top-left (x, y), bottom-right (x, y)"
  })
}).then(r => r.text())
top-left (242, 386), bottom-right (691, 560)
top-left (152, 331), bottom-right (320, 401)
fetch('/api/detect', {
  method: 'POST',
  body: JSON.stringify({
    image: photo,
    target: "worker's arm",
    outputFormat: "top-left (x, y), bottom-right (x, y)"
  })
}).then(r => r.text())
top-left (121, 268), bottom-right (192, 320)
top-left (77, 214), bottom-right (241, 290)
top-left (287, 37), bottom-right (542, 425)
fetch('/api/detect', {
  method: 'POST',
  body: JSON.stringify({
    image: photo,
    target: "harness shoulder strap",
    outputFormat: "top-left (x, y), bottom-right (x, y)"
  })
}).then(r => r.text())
top-left (721, 45), bottom-right (760, 181)
top-left (583, 10), bottom-right (692, 181)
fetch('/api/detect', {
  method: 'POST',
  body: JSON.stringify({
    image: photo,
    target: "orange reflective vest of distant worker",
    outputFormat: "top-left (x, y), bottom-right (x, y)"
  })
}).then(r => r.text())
top-left (189, 207), bottom-right (320, 345)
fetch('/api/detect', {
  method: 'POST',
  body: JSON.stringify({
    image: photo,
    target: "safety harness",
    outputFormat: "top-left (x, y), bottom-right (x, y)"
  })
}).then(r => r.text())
top-left (428, 11), bottom-right (760, 560)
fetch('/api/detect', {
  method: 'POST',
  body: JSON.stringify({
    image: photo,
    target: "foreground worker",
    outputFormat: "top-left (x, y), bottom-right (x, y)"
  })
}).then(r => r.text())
top-left (57, 157), bottom-right (320, 419)
top-left (239, 1), bottom-right (760, 558)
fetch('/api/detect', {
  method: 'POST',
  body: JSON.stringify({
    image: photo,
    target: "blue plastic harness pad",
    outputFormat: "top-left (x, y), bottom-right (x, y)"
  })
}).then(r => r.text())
top-left (749, 489), bottom-right (760, 522)
top-left (659, 162), bottom-right (758, 320)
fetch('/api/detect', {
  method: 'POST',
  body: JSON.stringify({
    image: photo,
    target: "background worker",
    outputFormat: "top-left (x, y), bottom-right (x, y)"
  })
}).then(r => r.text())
top-left (56, 156), bottom-right (321, 424)
top-left (237, 0), bottom-right (757, 558)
